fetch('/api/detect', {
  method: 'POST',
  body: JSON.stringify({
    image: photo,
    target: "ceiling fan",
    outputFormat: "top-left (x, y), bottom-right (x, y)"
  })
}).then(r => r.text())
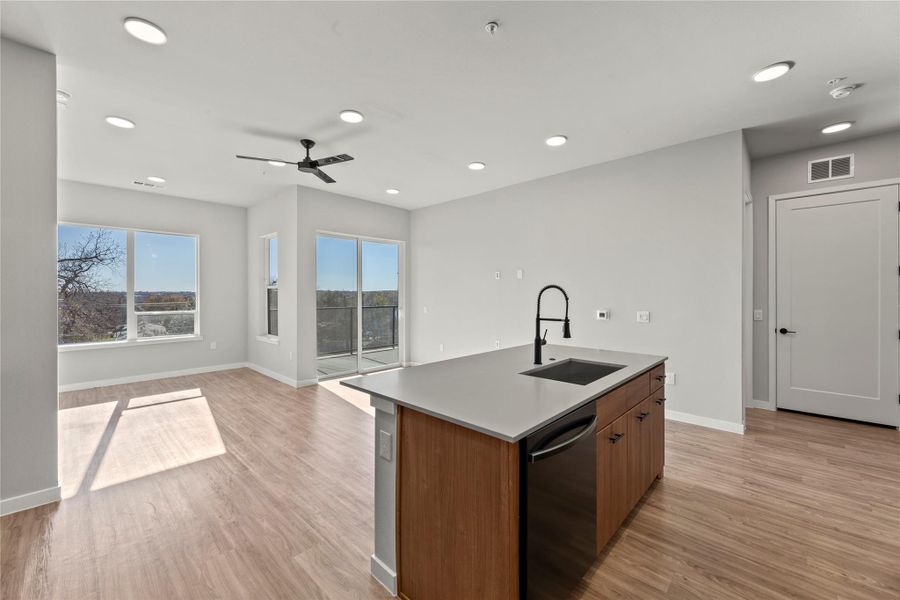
top-left (236, 138), bottom-right (353, 183)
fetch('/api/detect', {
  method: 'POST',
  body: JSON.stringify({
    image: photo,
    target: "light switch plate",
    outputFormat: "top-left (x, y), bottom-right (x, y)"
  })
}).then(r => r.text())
top-left (494, 271), bottom-right (501, 280)
top-left (596, 309), bottom-right (610, 320)
top-left (210, 341), bottom-right (217, 350)
top-left (753, 309), bottom-right (763, 321)
top-left (665, 372), bottom-right (675, 385)
top-left (636, 311), bottom-right (650, 323)
top-left (516, 269), bottom-right (523, 280)
top-left (378, 430), bottom-right (392, 461)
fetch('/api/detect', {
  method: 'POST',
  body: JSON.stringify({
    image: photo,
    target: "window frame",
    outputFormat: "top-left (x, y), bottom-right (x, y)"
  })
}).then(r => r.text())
top-left (57, 221), bottom-right (201, 351)
top-left (261, 233), bottom-right (279, 340)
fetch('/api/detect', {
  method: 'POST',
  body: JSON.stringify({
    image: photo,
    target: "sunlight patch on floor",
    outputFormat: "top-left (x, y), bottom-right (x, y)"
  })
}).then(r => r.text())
top-left (59, 400), bottom-right (118, 499)
top-left (88, 395), bottom-right (226, 492)
top-left (319, 379), bottom-right (376, 416)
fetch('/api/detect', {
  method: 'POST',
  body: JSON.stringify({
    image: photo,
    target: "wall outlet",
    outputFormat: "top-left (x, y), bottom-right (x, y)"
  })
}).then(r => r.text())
top-left (753, 309), bottom-right (763, 321)
top-left (210, 341), bottom-right (217, 350)
top-left (516, 269), bottom-right (523, 280)
top-left (494, 339), bottom-right (501, 349)
top-left (439, 343), bottom-right (444, 353)
top-left (289, 351), bottom-right (293, 361)
top-left (665, 372), bottom-right (675, 385)
top-left (637, 311), bottom-right (650, 323)
top-left (378, 430), bottom-right (392, 461)
top-left (596, 309), bottom-right (610, 321)
top-left (494, 271), bottom-right (501, 280)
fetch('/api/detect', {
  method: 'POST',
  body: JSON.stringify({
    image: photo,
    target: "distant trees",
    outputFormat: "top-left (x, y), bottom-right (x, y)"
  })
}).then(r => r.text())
top-left (57, 229), bottom-right (126, 344)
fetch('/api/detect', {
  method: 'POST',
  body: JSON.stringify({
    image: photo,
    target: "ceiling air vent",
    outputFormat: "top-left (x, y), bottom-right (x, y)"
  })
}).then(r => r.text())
top-left (808, 153), bottom-right (854, 183)
top-left (131, 180), bottom-right (159, 188)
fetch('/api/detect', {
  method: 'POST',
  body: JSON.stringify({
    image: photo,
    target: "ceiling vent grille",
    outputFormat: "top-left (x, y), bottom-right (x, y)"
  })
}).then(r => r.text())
top-left (808, 153), bottom-right (854, 183)
top-left (132, 180), bottom-right (159, 188)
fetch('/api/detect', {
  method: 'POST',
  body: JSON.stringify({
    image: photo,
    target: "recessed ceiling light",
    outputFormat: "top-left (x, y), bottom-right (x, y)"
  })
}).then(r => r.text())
top-left (821, 121), bottom-right (853, 134)
top-left (105, 116), bottom-right (135, 129)
top-left (267, 160), bottom-right (287, 167)
top-left (124, 17), bottom-right (167, 45)
top-left (146, 176), bottom-right (166, 183)
top-left (752, 61), bottom-right (794, 83)
top-left (339, 110), bottom-right (364, 124)
top-left (468, 162), bottom-right (486, 170)
top-left (546, 135), bottom-right (567, 147)
top-left (386, 188), bottom-right (400, 195)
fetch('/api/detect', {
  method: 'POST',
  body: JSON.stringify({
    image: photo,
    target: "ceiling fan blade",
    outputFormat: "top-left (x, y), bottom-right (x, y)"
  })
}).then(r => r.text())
top-left (313, 169), bottom-right (336, 184)
top-left (315, 154), bottom-right (354, 167)
top-left (236, 155), bottom-right (298, 165)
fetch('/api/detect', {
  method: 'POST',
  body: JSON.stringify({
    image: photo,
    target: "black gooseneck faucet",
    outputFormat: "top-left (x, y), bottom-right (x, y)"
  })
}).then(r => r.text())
top-left (534, 284), bottom-right (571, 365)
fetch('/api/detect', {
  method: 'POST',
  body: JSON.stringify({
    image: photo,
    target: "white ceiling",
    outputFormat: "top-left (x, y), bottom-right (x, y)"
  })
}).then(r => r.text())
top-left (2, 1), bottom-right (898, 209)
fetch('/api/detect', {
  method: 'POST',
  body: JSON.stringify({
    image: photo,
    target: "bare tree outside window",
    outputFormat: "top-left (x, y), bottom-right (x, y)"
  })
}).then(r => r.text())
top-left (57, 226), bottom-right (127, 344)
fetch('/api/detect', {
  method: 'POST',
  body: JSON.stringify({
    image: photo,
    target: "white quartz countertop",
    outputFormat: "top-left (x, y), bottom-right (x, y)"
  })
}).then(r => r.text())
top-left (341, 344), bottom-right (666, 442)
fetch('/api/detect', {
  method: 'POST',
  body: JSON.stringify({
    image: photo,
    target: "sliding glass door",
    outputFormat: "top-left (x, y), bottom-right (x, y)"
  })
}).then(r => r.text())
top-left (316, 234), bottom-right (401, 378)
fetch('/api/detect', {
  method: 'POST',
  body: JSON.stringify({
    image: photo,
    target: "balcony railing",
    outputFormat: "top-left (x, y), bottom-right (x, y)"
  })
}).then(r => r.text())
top-left (317, 305), bottom-right (398, 357)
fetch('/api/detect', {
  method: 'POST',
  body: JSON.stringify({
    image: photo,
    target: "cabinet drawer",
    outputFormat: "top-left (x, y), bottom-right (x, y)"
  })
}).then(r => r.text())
top-left (596, 372), bottom-right (649, 430)
top-left (649, 364), bottom-right (666, 392)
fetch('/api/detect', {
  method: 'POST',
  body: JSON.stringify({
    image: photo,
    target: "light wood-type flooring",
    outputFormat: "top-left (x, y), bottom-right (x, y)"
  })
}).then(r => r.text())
top-left (2, 368), bottom-right (898, 599)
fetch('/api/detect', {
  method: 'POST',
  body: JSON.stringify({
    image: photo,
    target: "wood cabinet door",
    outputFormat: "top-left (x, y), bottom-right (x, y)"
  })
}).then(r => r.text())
top-left (597, 414), bottom-right (629, 552)
top-left (650, 387), bottom-right (666, 479)
top-left (626, 398), bottom-right (653, 506)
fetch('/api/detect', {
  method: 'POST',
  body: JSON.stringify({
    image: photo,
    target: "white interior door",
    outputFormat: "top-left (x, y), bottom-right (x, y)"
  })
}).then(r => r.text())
top-left (776, 185), bottom-right (899, 426)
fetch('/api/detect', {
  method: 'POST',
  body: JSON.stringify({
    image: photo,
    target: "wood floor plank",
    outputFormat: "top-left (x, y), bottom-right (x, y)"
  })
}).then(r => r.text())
top-left (2, 370), bottom-right (898, 599)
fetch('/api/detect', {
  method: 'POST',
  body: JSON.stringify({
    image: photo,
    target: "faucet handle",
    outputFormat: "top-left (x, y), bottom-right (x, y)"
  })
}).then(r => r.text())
top-left (541, 329), bottom-right (548, 345)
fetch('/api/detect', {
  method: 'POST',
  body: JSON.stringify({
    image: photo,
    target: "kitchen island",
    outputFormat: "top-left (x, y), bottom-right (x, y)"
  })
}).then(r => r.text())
top-left (342, 344), bottom-right (667, 600)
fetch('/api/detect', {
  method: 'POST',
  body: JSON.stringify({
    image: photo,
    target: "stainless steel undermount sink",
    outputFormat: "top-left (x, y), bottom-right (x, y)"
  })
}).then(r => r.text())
top-left (522, 358), bottom-right (625, 386)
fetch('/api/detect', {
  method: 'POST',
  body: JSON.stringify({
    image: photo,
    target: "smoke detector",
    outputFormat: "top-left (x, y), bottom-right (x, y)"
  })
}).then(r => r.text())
top-left (829, 84), bottom-right (861, 99)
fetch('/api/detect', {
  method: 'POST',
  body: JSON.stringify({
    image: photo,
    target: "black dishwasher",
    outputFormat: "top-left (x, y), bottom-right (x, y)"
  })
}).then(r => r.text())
top-left (521, 401), bottom-right (597, 600)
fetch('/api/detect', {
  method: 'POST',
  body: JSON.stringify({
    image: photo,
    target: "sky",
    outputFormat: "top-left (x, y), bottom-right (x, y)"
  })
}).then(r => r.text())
top-left (316, 235), bottom-right (399, 291)
top-left (58, 225), bottom-right (196, 292)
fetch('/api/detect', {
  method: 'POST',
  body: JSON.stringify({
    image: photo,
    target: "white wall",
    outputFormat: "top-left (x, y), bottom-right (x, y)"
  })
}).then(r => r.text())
top-left (296, 187), bottom-right (410, 383)
top-left (247, 187), bottom-right (299, 385)
top-left (751, 130), bottom-right (900, 403)
top-left (410, 131), bottom-right (747, 430)
top-left (57, 180), bottom-right (248, 388)
top-left (0, 39), bottom-right (59, 513)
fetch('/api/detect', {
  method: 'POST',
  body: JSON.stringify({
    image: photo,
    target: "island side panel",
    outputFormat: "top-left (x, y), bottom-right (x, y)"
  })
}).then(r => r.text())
top-left (371, 395), bottom-right (398, 594)
top-left (397, 405), bottom-right (519, 600)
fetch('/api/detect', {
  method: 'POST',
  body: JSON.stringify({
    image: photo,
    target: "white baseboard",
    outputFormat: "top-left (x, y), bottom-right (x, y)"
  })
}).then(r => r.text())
top-left (1, 485), bottom-right (61, 516)
top-left (665, 409), bottom-right (745, 435)
top-left (748, 398), bottom-right (774, 410)
top-left (58, 362), bottom-right (248, 392)
top-left (245, 363), bottom-right (298, 387)
top-left (244, 363), bottom-right (319, 388)
top-left (370, 554), bottom-right (397, 596)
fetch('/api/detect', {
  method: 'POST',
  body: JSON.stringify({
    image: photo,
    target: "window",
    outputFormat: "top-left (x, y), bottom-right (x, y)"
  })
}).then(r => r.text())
top-left (134, 231), bottom-right (198, 338)
top-left (57, 225), bottom-right (127, 344)
top-left (57, 224), bottom-right (198, 346)
top-left (265, 235), bottom-right (278, 336)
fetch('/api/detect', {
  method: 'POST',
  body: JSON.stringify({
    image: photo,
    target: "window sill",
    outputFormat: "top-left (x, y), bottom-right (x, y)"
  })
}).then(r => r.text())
top-left (256, 335), bottom-right (280, 346)
top-left (58, 335), bottom-right (204, 352)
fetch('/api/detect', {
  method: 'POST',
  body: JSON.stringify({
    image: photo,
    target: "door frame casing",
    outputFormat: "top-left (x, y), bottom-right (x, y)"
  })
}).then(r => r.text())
top-left (315, 229), bottom-right (407, 379)
top-left (766, 178), bottom-right (900, 420)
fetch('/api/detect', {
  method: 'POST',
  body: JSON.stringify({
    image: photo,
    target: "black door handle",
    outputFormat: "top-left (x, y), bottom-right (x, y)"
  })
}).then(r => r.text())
top-left (779, 328), bottom-right (796, 335)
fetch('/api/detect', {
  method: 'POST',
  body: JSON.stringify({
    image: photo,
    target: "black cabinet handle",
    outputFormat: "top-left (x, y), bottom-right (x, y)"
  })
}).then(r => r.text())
top-left (609, 432), bottom-right (625, 444)
top-left (778, 327), bottom-right (796, 335)
top-left (637, 411), bottom-right (649, 421)
top-left (655, 397), bottom-right (666, 405)
top-left (655, 375), bottom-right (666, 381)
